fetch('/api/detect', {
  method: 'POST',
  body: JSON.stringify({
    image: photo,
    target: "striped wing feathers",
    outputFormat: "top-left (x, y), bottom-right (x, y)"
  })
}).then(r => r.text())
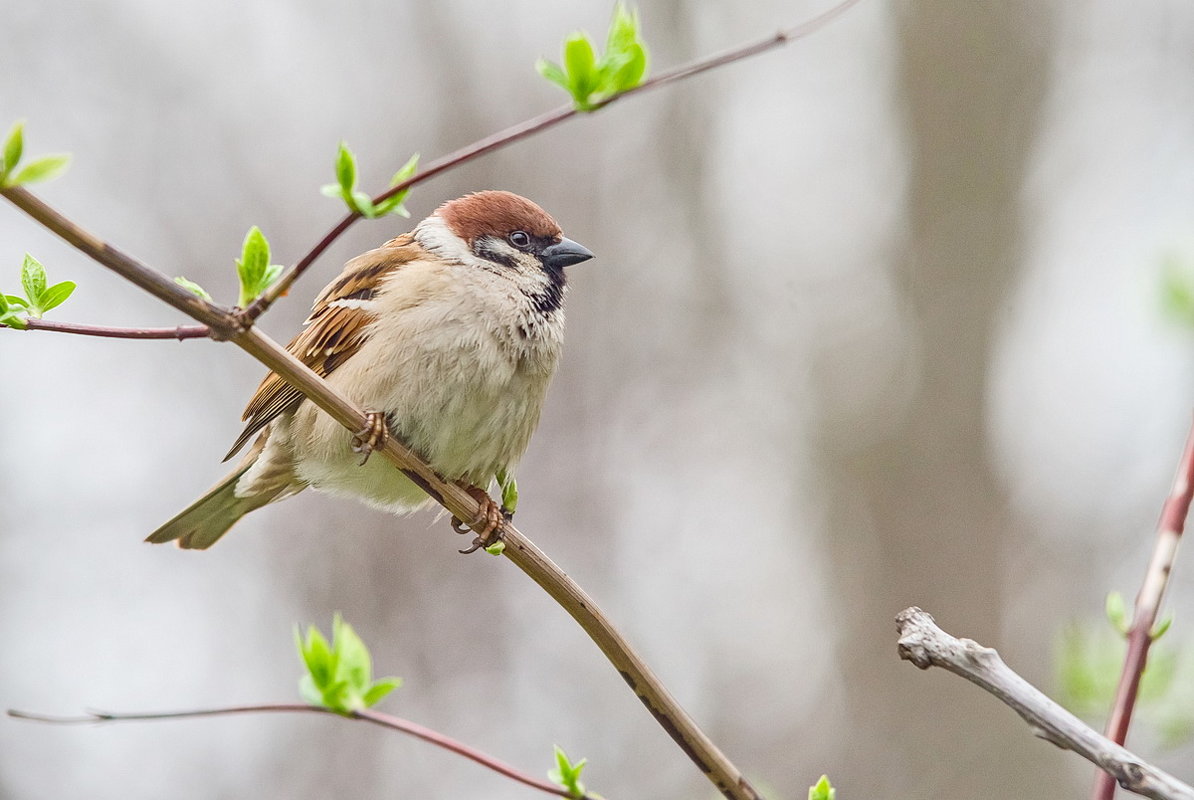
top-left (222, 234), bottom-right (420, 460)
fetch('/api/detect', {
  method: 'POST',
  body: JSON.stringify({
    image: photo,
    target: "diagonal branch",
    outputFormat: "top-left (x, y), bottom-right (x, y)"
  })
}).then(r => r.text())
top-left (1092, 419), bottom-right (1194, 800)
top-left (8, 704), bottom-right (595, 799)
top-left (896, 607), bottom-right (1194, 800)
top-left (243, 0), bottom-right (864, 319)
top-left (0, 188), bottom-right (763, 799)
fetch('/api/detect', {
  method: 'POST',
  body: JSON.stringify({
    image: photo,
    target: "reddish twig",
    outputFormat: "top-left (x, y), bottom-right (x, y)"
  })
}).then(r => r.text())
top-left (8, 705), bottom-right (592, 799)
top-left (1091, 419), bottom-right (1194, 800)
top-left (243, 0), bottom-right (864, 319)
top-left (10, 318), bottom-right (212, 340)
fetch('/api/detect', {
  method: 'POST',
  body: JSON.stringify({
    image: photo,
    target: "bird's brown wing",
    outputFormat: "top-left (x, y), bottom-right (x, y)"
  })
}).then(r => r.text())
top-left (222, 233), bottom-right (420, 461)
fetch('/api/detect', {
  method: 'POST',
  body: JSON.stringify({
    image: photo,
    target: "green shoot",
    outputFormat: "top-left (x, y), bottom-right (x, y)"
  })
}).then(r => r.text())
top-left (548, 745), bottom-right (589, 799)
top-left (321, 141), bottom-right (418, 219)
top-left (538, 3), bottom-right (649, 111)
top-left (808, 775), bottom-right (836, 800)
top-left (295, 614), bottom-right (402, 715)
top-left (174, 276), bottom-right (213, 302)
top-left (0, 253), bottom-right (76, 329)
top-left (235, 226), bottom-right (283, 308)
top-left (0, 120), bottom-right (71, 188)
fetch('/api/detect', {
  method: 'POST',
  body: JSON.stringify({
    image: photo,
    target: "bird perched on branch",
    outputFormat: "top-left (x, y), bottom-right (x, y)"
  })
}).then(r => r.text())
top-left (148, 190), bottom-right (593, 550)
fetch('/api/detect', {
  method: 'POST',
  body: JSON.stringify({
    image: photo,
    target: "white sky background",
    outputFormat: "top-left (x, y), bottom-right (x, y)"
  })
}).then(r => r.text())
top-left (1, 1), bottom-right (1193, 798)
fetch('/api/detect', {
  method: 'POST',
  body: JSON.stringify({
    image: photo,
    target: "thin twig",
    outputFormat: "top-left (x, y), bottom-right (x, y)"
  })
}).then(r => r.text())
top-left (1092, 420), bottom-right (1194, 800)
top-left (8, 705), bottom-right (591, 799)
top-left (243, 0), bottom-right (865, 319)
top-left (896, 607), bottom-right (1194, 800)
top-left (0, 188), bottom-right (241, 338)
top-left (2, 185), bottom-right (763, 800)
top-left (10, 318), bottom-right (212, 340)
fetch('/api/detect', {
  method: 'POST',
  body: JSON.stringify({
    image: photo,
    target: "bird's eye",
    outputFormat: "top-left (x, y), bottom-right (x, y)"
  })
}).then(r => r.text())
top-left (508, 231), bottom-right (531, 250)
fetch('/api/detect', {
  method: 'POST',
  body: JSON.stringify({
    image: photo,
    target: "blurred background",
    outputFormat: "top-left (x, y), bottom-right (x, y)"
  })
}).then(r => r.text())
top-left (3, 0), bottom-right (1194, 797)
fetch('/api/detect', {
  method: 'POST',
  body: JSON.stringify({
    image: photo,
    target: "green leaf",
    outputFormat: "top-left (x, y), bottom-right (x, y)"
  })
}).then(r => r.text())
top-left (350, 190), bottom-right (376, 218)
top-left (362, 677), bottom-right (402, 707)
top-left (485, 541), bottom-right (506, 556)
top-left (371, 153), bottom-right (420, 218)
top-left (235, 226), bottom-right (277, 307)
top-left (808, 775), bottom-right (836, 800)
top-left (607, 42), bottom-right (647, 93)
top-left (496, 467), bottom-right (519, 515)
top-left (335, 141), bottom-right (357, 193)
top-left (1055, 624), bottom-right (1123, 715)
top-left (332, 614), bottom-right (372, 692)
top-left (296, 623), bottom-right (335, 690)
top-left (537, 58), bottom-right (571, 91)
top-left (1161, 256), bottom-right (1194, 326)
top-left (1152, 614), bottom-right (1174, 640)
top-left (0, 292), bottom-right (24, 329)
top-left (605, 2), bottom-right (639, 57)
top-left (388, 152), bottom-right (419, 188)
top-left (35, 280), bottom-right (76, 314)
top-left (2, 119), bottom-right (24, 177)
top-left (21, 253), bottom-right (46, 303)
top-left (298, 673), bottom-right (324, 707)
top-left (548, 745), bottom-right (587, 799)
top-left (5, 294), bottom-right (29, 308)
top-left (563, 33), bottom-right (598, 102)
top-left (1105, 591), bottom-right (1129, 635)
top-left (0, 310), bottom-right (27, 329)
top-left (174, 276), bottom-right (213, 302)
top-left (9, 154), bottom-right (70, 186)
top-left (241, 227), bottom-right (269, 279)
top-left (261, 263), bottom-right (284, 287)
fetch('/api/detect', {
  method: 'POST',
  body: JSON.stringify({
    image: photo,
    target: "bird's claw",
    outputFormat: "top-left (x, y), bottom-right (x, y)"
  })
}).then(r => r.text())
top-left (351, 411), bottom-right (389, 466)
top-left (453, 484), bottom-right (504, 554)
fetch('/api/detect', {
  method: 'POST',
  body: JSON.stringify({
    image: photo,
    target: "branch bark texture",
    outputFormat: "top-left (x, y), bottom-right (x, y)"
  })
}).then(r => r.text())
top-left (896, 607), bottom-right (1194, 800)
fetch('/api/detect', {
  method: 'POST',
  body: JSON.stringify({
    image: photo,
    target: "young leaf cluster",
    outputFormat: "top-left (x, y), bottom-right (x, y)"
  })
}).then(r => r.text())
top-left (0, 121), bottom-right (71, 189)
top-left (322, 142), bottom-right (418, 219)
top-left (235, 226), bottom-right (284, 308)
top-left (537, 2), bottom-right (649, 111)
top-left (295, 614), bottom-right (402, 715)
top-left (808, 775), bottom-right (836, 800)
top-left (1055, 619), bottom-right (1194, 747)
top-left (0, 254), bottom-right (76, 329)
top-left (547, 745), bottom-right (592, 799)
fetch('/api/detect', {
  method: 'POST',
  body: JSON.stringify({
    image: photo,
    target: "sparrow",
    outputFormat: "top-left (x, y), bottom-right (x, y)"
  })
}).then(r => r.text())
top-left (147, 190), bottom-right (593, 550)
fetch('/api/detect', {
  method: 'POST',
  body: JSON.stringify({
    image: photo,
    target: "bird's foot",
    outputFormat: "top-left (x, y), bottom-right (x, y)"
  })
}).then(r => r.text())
top-left (351, 411), bottom-right (390, 466)
top-left (453, 484), bottom-right (505, 554)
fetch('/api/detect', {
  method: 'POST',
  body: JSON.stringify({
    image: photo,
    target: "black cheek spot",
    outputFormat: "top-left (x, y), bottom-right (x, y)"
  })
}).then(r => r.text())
top-left (473, 238), bottom-right (519, 269)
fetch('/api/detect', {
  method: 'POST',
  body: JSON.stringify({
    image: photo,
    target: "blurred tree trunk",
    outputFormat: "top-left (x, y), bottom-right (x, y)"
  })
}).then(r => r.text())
top-left (815, 3), bottom-right (1059, 796)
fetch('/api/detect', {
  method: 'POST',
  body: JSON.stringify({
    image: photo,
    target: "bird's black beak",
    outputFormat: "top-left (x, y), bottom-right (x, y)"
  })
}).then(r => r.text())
top-left (541, 237), bottom-right (594, 269)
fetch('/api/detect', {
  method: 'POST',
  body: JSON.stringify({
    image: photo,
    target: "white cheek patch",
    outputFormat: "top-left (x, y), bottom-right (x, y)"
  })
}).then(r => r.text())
top-left (414, 215), bottom-right (478, 264)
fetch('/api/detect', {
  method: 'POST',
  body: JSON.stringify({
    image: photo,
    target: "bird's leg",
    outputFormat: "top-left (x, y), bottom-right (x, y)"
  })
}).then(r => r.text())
top-left (351, 411), bottom-right (390, 466)
top-left (453, 484), bottom-right (505, 554)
